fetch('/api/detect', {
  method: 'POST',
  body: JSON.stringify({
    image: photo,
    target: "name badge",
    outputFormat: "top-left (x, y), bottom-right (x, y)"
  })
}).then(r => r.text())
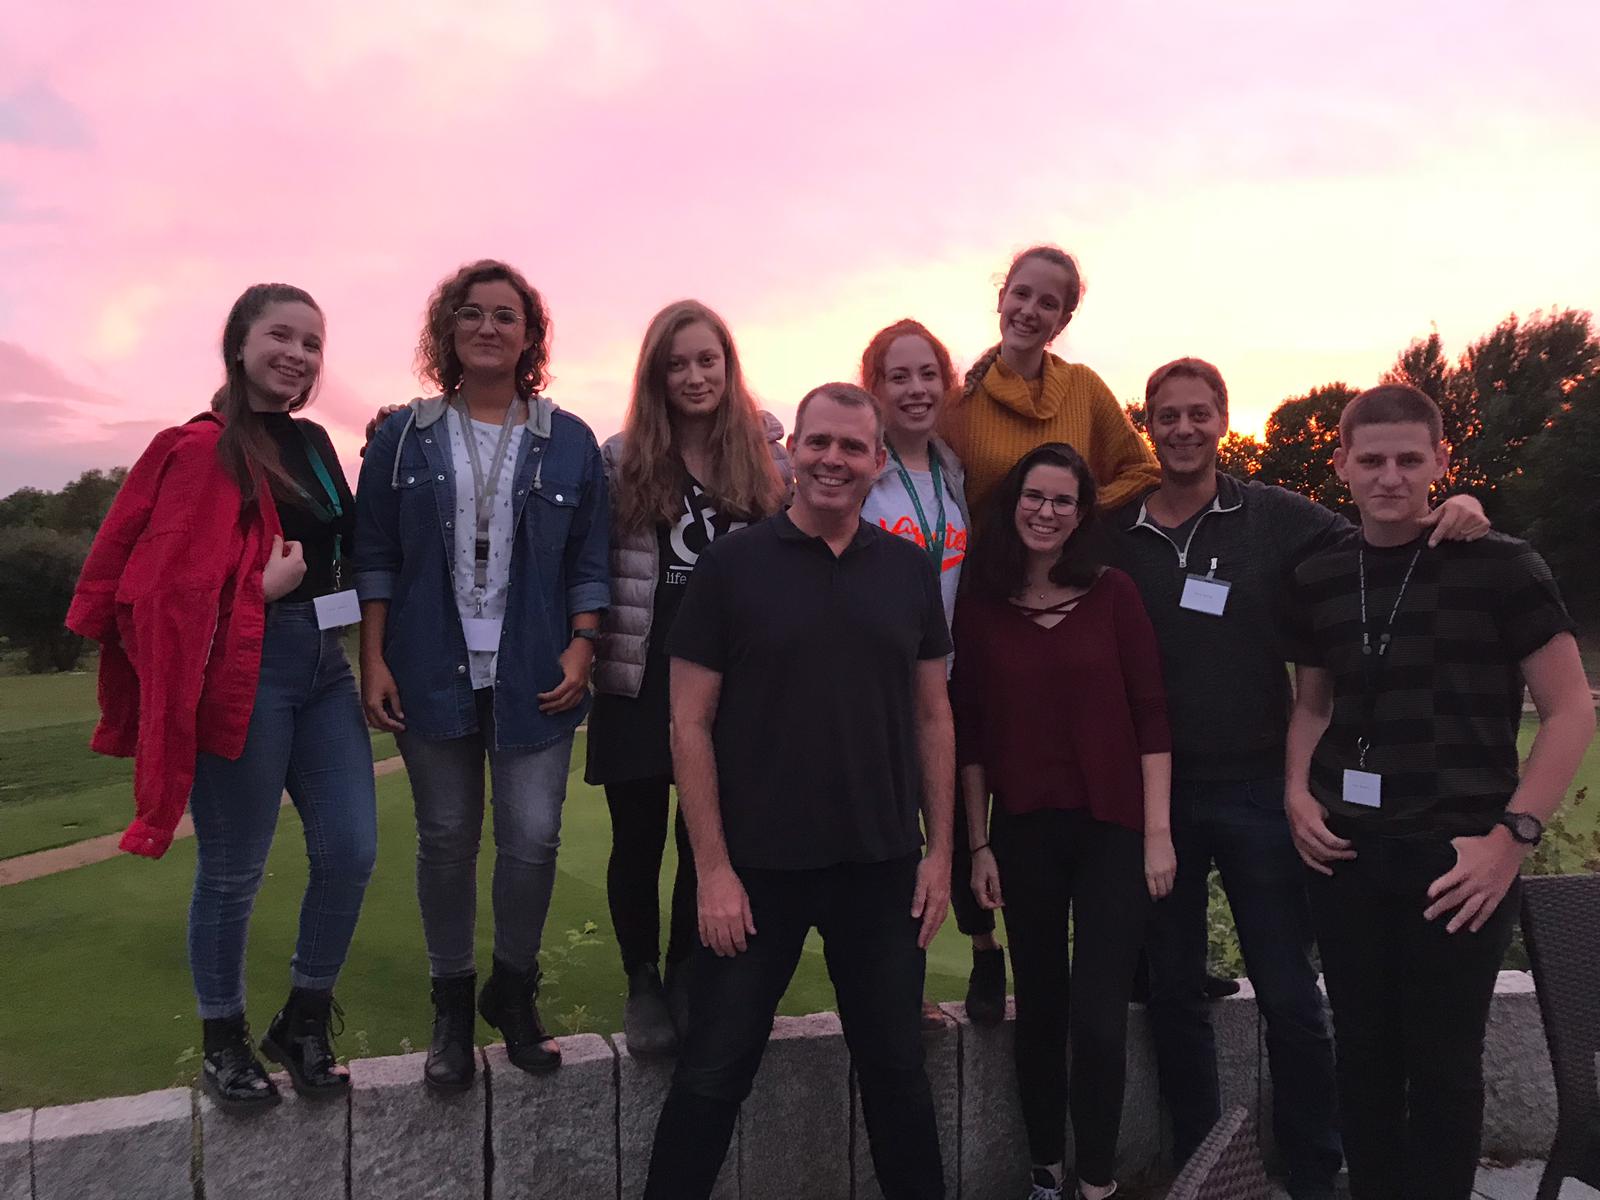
top-left (313, 589), bottom-right (362, 630)
top-left (461, 617), bottom-right (503, 654)
top-left (1342, 769), bottom-right (1382, 808)
top-left (1179, 575), bottom-right (1230, 616)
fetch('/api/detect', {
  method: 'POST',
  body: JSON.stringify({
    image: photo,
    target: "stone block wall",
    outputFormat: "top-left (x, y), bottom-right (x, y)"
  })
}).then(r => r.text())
top-left (0, 973), bottom-right (1558, 1199)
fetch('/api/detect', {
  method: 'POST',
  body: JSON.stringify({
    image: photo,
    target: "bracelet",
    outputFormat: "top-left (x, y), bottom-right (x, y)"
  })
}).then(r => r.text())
top-left (970, 842), bottom-right (990, 855)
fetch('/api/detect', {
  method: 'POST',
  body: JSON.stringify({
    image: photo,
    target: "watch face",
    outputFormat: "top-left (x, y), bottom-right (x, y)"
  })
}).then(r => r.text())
top-left (1505, 812), bottom-right (1542, 843)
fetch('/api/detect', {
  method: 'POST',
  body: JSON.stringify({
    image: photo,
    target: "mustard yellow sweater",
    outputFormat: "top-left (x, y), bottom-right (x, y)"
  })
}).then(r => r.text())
top-left (939, 353), bottom-right (1160, 519)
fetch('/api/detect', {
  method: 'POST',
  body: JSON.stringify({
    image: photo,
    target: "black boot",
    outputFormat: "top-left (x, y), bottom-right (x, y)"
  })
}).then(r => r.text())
top-left (260, 988), bottom-right (350, 1098)
top-left (202, 1015), bottom-right (280, 1113)
top-left (966, 945), bottom-right (1007, 1026)
top-left (478, 958), bottom-right (560, 1074)
top-left (424, 973), bottom-right (477, 1093)
top-left (623, 962), bottom-right (678, 1058)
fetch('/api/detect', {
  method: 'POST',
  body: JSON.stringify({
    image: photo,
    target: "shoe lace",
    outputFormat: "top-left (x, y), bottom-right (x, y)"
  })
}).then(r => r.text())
top-left (1027, 1184), bottom-right (1062, 1200)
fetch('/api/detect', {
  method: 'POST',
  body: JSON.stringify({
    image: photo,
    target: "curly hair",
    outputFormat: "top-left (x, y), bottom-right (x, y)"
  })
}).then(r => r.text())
top-left (960, 245), bottom-right (1085, 402)
top-left (415, 259), bottom-right (551, 399)
top-left (965, 442), bottom-right (1101, 598)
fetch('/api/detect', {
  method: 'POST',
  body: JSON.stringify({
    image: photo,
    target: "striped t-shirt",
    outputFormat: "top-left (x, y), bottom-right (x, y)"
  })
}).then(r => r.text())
top-left (1286, 531), bottom-right (1574, 838)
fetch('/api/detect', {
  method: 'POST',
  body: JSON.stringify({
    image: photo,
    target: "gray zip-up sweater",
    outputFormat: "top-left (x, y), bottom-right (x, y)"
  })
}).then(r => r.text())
top-left (593, 413), bottom-right (792, 698)
top-left (1106, 472), bottom-right (1351, 781)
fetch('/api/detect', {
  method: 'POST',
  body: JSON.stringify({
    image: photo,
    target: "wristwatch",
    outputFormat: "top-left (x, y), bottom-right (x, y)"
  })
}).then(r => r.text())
top-left (570, 628), bottom-right (601, 645)
top-left (1497, 810), bottom-right (1544, 846)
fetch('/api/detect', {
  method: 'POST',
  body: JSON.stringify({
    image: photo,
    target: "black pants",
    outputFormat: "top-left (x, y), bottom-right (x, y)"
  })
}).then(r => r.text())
top-left (1308, 827), bottom-right (1519, 1200)
top-left (995, 808), bottom-right (1149, 1185)
top-left (1145, 777), bottom-right (1341, 1193)
top-left (948, 791), bottom-right (996, 937)
top-left (644, 855), bottom-right (943, 1200)
top-left (604, 777), bottom-right (698, 973)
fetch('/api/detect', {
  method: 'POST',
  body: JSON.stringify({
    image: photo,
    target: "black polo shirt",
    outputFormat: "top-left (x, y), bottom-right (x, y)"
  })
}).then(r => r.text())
top-left (667, 511), bottom-right (952, 871)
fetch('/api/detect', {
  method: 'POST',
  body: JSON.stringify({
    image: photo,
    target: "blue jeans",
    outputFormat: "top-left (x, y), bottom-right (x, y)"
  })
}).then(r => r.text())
top-left (397, 690), bottom-right (573, 978)
top-left (188, 603), bottom-right (378, 1019)
top-left (1144, 776), bottom-right (1341, 1195)
top-left (645, 855), bottom-right (942, 1200)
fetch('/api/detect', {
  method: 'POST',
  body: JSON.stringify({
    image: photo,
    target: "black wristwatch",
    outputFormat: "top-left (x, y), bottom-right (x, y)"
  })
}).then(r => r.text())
top-left (570, 628), bottom-right (601, 645)
top-left (1498, 810), bottom-right (1544, 846)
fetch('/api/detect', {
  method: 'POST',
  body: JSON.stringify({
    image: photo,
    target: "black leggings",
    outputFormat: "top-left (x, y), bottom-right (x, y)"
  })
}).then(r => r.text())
top-left (994, 807), bottom-right (1150, 1186)
top-left (605, 777), bottom-right (700, 973)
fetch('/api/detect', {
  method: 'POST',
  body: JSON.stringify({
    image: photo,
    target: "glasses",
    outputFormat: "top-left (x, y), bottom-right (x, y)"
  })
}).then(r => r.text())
top-left (1018, 490), bottom-right (1080, 516)
top-left (453, 305), bottom-right (524, 330)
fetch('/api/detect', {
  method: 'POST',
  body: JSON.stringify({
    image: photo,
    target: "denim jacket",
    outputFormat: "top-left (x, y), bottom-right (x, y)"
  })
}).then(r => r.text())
top-left (354, 394), bottom-right (611, 749)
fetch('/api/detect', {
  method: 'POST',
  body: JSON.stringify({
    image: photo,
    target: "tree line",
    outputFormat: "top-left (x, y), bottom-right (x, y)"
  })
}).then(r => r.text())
top-left (2, 307), bottom-right (1595, 673)
top-left (1126, 307), bottom-right (1599, 624)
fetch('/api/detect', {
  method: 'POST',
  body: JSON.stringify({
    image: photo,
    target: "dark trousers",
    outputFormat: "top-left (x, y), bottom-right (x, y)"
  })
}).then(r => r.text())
top-left (1145, 777), bottom-right (1341, 1193)
top-left (644, 855), bottom-right (942, 1200)
top-left (994, 808), bottom-right (1149, 1185)
top-left (1308, 829), bottom-right (1519, 1200)
top-left (948, 793), bottom-right (996, 937)
top-left (604, 777), bottom-right (698, 973)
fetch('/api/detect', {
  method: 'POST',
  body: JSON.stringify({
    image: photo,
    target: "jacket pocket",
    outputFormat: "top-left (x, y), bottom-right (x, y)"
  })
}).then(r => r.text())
top-left (530, 478), bottom-right (581, 552)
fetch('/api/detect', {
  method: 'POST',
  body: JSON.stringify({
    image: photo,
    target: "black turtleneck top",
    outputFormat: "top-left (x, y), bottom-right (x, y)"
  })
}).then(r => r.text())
top-left (261, 412), bottom-right (356, 604)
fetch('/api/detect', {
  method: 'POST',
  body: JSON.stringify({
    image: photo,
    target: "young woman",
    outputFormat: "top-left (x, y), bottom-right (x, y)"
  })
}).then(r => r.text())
top-left (952, 443), bottom-right (1175, 1200)
top-left (588, 299), bottom-right (788, 1056)
top-left (355, 260), bottom-right (610, 1091)
top-left (858, 319), bottom-right (1004, 1028)
top-left (69, 283), bottom-right (378, 1112)
top-left (939, 245), bottom-right (1159, 520)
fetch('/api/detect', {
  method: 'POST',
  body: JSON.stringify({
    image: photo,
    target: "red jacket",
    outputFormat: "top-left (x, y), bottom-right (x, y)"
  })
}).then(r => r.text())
top-left (66, 414), bottom-right (281, 858)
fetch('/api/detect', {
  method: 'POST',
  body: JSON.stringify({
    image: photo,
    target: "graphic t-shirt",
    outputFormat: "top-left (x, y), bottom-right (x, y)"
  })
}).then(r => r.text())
top-left (861, 466), bottom-right (966, 672)
top-left (586, 475), bottom-right (748, 785)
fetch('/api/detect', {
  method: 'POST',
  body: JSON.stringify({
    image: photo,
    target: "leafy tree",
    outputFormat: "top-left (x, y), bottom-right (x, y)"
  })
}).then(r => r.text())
top-left (1255, 383), bottom-right (1358, 510)
top-left (0, 528), bottom-right (92, 672)
top-left (50, 468), bottom-right (128, 534)
top-left (0, 487), bottom-right (51, 529)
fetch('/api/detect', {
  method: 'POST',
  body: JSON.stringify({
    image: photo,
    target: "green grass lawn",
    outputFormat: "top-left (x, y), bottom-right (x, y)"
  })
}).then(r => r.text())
top-left (1, 668), bottom-right (1594, 1111)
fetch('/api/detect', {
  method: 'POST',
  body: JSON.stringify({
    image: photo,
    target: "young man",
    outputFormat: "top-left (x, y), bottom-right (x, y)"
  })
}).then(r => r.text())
top-left (1285, 384), bottom-right (1592, 1200)
top-left (1108, 360), bottom-right (1489, 1200)
top-left (643, 383), bottom-right (954, 1200)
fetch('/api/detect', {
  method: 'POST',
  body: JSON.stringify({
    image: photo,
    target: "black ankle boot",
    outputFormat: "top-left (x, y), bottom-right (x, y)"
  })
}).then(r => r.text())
top-left (478, 957), bottom-right (560, 1074)
top-left (425, 973), bottom-right (477, 1093)
top-left (202, 1015), bottom-right (280, 1112)
top-left (623, 962), bottom-right (678, 1058)
top-left (966, 946), bottom-right (1007, 1026)
top-left (260, 988), bottom-right (349, 1097)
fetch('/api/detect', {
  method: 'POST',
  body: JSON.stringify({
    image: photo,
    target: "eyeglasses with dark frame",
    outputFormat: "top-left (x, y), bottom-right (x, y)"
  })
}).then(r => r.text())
top-left (1017, 490), bottom-right (1080, 516)
top-left (453, 305), bottom-right (525, 330)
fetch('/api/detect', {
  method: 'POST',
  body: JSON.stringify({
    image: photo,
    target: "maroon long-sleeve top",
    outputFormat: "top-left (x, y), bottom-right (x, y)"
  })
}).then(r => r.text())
top-left (951, 566), bottom-right (1171, 833)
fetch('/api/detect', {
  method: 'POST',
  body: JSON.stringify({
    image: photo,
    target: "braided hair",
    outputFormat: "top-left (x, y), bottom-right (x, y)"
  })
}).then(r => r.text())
top-left (960, 245), bottom-right (1085, 401)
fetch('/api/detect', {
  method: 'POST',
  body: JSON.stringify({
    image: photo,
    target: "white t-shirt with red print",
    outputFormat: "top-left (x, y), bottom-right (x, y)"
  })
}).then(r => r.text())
top-left (861, 465), bottom-right (966, 673)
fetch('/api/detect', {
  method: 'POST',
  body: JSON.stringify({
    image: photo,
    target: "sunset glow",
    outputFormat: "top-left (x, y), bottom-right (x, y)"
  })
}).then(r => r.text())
top-left (2, 0), bottom-right (1597, 490)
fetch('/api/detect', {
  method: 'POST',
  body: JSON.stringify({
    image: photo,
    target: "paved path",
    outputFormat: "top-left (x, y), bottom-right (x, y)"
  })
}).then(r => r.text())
top-left (0, 756), bottom-right (408, 888)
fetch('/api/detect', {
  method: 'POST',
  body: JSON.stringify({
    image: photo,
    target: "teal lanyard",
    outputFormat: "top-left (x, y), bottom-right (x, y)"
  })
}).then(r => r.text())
top-left (888, 445), bottom-right (947, 569)
top-left (287, 426), bottom-right (346, 587)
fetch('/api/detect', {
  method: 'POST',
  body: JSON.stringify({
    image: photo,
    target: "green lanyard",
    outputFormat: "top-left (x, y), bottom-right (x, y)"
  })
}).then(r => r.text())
top-left (286, 427), bottom-right (346, 586)
top-left (887, 444), bottom-right (947, 569)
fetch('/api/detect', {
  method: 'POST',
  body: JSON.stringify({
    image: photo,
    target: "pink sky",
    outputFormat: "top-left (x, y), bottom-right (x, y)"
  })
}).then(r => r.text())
top-left (2, 1), bottom-right (1598, 491)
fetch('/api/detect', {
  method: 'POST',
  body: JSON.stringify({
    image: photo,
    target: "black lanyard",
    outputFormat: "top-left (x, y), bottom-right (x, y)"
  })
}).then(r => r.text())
top-left (1356, 543), bottom-right (1423, 768)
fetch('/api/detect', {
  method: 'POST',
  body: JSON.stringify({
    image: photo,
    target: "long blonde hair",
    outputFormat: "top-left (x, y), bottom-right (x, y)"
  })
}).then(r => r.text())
top-left (613, 300), bottom-right (784, 531)
top-left (960, 245), bottom-right (1084, 401)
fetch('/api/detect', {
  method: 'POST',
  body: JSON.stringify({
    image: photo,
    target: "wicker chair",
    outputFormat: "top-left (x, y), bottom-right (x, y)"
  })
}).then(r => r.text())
top-left (1520, 872), bottom-right (1600, 1200)
top-left (1165, 1106), bottom-right (1273, 1200)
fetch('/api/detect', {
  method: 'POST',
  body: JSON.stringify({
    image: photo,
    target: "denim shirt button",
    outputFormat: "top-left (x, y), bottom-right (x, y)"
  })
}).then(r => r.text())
top-left (445, 520), bottom-right (453, 529)
top-left (456, 664), bottom-right (467, 675)
top-left (437, 474), bottom-right (446, 482)
top-left (555, 493), bottom-right (564, 502)
top-left (405, 475), bottom-right (415, 484)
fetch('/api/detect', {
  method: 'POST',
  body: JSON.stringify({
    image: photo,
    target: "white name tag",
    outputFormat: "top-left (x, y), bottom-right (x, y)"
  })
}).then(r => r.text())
top-left (313, 589), bottom-right (362, 630)
top-left (1342, 769), bottom-right (1382, 808)
top-left (461, 617), bottom-right (503, 653)
top-left (1179, 575), bottom-right (1230, 616)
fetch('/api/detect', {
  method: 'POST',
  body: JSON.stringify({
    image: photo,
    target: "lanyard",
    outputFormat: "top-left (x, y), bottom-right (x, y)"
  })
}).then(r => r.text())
top-left (453, 395), bottom-right (525, 595)
top-left (1355, 543), bottom-right (1423, 767)
top-left (887, 445), bottom-right (947, 569)
top-left (285, 427), bottom-right (346, 588)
